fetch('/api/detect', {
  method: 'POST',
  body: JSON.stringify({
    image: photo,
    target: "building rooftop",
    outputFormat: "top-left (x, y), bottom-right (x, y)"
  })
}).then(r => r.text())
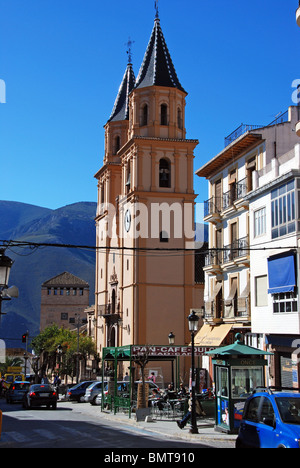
top-left (42, 272), bottom-right (89, 288)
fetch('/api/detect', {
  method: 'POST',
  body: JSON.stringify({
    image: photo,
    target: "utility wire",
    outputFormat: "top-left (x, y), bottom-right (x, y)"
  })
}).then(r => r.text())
top-left (0, 239), bottom-right (299, 256)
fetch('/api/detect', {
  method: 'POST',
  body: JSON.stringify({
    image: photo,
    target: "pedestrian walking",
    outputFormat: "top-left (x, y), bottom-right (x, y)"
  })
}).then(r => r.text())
top-left (176, 391), bottom-right (206, 429)
top-left (41, 374), bottom-right (49, 385)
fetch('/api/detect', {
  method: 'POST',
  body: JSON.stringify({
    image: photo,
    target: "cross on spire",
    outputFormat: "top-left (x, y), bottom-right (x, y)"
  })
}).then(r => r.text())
top-left (154, 0), bottom-right (159, 19)
top-left (126, 37), bottom-right (135, 64)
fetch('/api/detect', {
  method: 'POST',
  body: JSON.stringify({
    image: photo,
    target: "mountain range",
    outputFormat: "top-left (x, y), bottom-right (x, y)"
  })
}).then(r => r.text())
top-left (0, 200), bottom-right (208, 350)
top-left (0, 201), bottom-right (97, 349)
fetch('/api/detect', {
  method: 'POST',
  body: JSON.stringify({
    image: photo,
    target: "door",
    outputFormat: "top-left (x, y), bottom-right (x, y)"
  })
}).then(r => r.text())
top-left (215, 179), bottom-right (222, 212)
top-left (257, 397), bottom-right (277, 448)
top-left (216, 367), bottom-right (230, 429)
top-left (239, 396), bottom-right (263, 447)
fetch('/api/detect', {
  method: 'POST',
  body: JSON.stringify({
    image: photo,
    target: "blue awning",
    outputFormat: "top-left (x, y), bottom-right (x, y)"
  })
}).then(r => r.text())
top-left (268, 252), bottom-right (296, 294)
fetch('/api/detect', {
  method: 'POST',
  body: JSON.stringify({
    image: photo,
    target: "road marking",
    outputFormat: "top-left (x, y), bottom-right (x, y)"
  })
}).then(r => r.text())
top-left (32, 429), bottom-right (63, 440)
top-left (3, 431), bottom-right (29, 443)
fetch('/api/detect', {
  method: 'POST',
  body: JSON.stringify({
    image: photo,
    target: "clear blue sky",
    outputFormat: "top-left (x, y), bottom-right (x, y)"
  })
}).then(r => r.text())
top-left (0, 0), bottom-right (299, 212)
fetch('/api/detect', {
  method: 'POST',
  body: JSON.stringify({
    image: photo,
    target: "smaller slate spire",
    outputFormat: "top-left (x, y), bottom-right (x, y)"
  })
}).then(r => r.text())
top-left (107, 59), bottom-right (136, 123)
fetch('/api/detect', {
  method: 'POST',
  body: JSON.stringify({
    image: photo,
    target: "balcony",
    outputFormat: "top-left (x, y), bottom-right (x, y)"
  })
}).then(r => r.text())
top-left (223, 236), bottom-right (249, 268)
top-left (204, 178), bottom-right (249, 223)
top-left (97, 304), bottom-right (122, 324)
top-left (204, 197), bottom-right (222, 224)
top-left (204, 251), bottom-right (223, 276)
top-left (224, 124), bottom-right (263, 148)
top-left (204, 298), bottom-right (251, 324)
top-left (223, 297), bottom-right (251, 323)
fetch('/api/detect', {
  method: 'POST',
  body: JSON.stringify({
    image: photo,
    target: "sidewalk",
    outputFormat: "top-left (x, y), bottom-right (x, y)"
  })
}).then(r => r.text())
top-left (99, 410), bottom-right (238, 445)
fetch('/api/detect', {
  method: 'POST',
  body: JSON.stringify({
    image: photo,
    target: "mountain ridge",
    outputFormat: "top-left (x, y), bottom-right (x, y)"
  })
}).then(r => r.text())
top-left (0, 201), bottom-right (97, 349)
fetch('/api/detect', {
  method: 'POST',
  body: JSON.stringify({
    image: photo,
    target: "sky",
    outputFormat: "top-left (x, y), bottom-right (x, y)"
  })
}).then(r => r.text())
top-left (0, 0), bottom-right (300, 213)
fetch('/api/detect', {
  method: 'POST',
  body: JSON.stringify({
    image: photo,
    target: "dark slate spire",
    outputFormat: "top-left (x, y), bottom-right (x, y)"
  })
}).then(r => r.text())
top-left (107, 62), bottom-right (136, 123)
top-left (135, 17), bottom-right (186, 93)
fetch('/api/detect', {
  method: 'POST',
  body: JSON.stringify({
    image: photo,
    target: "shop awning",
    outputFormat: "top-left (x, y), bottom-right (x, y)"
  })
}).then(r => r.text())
top-left (268, 252), bottom-right (296, 294)
top-left (194, 323), bottom-right (232, 348)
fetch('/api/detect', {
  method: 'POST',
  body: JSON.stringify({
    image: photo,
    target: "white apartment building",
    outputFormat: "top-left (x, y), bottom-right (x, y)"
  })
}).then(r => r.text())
top-left (196, 106), bottom-right (300, 387)
top-left (248, 141), bottom-right (300, 388)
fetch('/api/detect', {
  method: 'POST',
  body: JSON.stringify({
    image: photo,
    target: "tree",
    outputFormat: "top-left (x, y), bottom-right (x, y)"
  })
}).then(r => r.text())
top-left (31, 324), bottom-right (97, 381)
top-left (0, 356), bottom-right (23, 376)
top-left (133, 347), bottom-right (152, 409)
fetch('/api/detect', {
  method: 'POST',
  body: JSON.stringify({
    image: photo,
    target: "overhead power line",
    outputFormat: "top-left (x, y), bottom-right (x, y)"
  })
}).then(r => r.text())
top-left (0, 239), bottom-right (299, 256)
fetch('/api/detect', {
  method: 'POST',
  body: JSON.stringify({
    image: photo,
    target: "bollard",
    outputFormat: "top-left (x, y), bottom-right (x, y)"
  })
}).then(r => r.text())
top-left (0, 409), bottom-right (2, 440)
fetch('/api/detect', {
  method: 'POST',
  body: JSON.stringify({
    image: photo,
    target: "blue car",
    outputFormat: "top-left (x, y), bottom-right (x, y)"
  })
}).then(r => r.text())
top-left (6, 381), bottom-right (31, 404)
top-left (236, 389), bottom-right (300, 448)
top-left (67, 381), bottom-right (97, 402)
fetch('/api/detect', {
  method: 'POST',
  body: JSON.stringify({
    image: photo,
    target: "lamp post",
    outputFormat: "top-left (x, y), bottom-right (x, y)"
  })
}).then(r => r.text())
top-left (188, 310), bottom-right (200, 434)
top-left (0, 249), bottom-right (14, 323)
top-left (168, 332), bottom-right (175, 386)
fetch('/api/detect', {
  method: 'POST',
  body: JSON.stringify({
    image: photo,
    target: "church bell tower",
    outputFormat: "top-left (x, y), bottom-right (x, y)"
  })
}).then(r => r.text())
top-left (94, 11), bottom-right (199, 372)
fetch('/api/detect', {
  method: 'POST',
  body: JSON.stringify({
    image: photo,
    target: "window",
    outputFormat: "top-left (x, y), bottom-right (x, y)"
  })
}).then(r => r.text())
top-left (259, 397), bottom-right (275, 424)
top-left (160, 231), bottom-right (169, 243)
top-left (160, 104), bottom-right (168, 126)
top-left (113, 136), bottom-right (121, 154)
top-left (246, 157), bottom-right (257, 192)
top-left (61, 313), bottom-right (68, 321)
top-left (159, 158), bottom-right (171, 188)
top-left (244, 397), bottom-right (262, 422)
top-left (141, 104), bottom-right (148, 126)
top-left (125, 163), bottom-right (131, 193)
top-left (271, 180), bottom-right (295, 239)
top-left (255, 276), bottom-right (268, 307)
top-left (177, 107), bottom-right (183, 129)
top-left (232, 368), bottom-right (264, 399)
top-left (273, 291), bottom-right (298, 313)
top-left (254, 207), bottom-right (266, 237)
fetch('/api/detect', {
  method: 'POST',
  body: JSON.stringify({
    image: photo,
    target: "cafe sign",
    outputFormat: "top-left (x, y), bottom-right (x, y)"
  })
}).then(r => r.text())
top-left (132, 345), bottom-right (214, 357)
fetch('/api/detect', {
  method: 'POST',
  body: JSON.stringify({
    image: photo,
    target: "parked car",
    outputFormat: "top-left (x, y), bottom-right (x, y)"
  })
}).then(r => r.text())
top-left (236, 388), bottom-right (300, 448)
top-left (6, 381), bottom-right (30, 404)
top-left (84, 381), bottom-right (107, 405)
top-left (67, 381), bottom-right (97, 402)
top-left (23, 384), bottom-right (58, 410)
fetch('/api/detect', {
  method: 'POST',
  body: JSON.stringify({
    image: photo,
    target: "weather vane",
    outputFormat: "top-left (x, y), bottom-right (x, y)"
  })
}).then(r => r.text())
top-left (155, 0), bottom-right (159, 19)
top-left (126, 37), bottom-right (135, 64)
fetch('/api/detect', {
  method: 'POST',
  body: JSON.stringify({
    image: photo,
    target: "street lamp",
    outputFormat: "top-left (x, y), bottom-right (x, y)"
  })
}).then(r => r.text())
top-left (0, 249), bottom-right (13, 289)
top-left (0, 249), bottom-right (14, 323)
top-left (188, 310), bottom-right (200, 434)
top-left (168, 332), bottom-right (175, 345)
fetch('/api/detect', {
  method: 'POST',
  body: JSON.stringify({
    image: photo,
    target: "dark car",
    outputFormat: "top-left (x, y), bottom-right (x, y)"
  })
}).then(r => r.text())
top-left (236, 388), bottom-right (300, 448)
top-left (23, 384), bottom-right (58, 410)
top-left (6, 381), bottom-right (31, 404)
top-left (67, 381), bottom-right (97, 402)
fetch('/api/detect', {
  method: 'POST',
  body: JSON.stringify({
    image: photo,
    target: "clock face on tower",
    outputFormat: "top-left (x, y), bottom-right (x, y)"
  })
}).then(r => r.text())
top-left (124, 209), bottom-right (131, 233)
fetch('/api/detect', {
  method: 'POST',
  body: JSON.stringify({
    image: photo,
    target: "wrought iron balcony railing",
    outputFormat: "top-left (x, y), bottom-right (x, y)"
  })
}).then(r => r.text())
top-left (223, 236), bottom-right (249, 263)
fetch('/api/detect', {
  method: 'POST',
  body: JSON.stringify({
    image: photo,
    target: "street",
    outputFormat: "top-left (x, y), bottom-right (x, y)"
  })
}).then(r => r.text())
top-left (0, 399), bottom-right (235, 449)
